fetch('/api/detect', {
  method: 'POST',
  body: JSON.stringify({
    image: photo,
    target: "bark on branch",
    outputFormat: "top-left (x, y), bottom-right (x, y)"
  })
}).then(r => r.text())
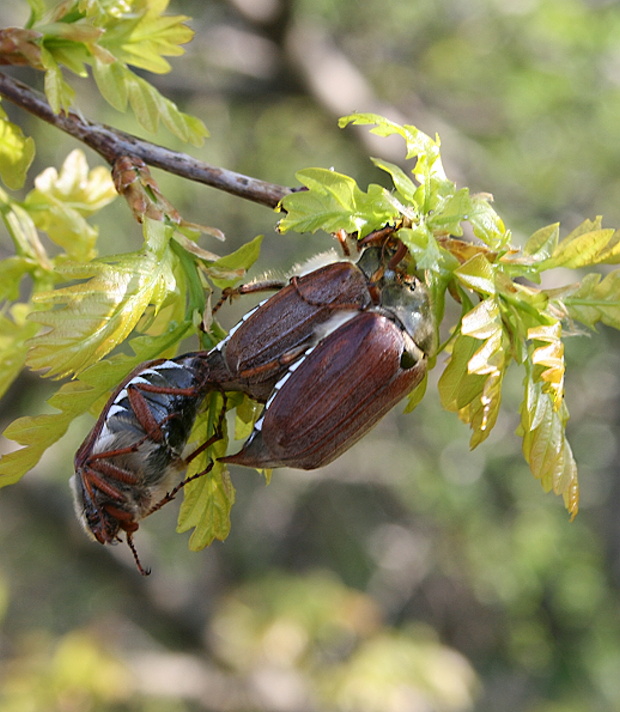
top-left (0, 71), bottom-right (292, 209)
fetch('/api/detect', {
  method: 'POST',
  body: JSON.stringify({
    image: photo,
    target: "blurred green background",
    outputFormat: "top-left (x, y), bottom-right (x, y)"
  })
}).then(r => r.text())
top-left (1, 0), bottom-right (620, 710)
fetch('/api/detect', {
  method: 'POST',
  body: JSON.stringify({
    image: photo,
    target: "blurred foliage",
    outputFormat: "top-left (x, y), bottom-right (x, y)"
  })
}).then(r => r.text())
top-left (1, 1), bottom-right (620, 712)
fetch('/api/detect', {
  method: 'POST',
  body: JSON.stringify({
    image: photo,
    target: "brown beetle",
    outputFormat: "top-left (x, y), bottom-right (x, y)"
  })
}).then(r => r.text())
top-left (71, 353), bottom-right (220, 573)
top-left (221, 275), bottom-right (434, 470)
top-left (205, 252), bottom-right (380, 401)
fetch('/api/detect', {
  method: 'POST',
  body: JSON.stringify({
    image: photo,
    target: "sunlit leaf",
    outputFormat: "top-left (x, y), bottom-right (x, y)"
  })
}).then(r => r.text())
top-left (208, 234), bottom-right (264, 289)
top-left (547, 228), bottom-right (615, 269)
top-left (278, 168), bottom-right (397, 236)
top-left (438, 332), bottom-right (487, 413)
top-left (561, 271), bottom-right (620, 331)
top-left (26, 219), bottom-right (178, 378)
top-left (0, 108), bottom-right (35, 190)
top-left (455, 253), bottom-right (497, 295)
top-left (459, 299), bottom-right (508, 446)
top-left (24, 149), bottom-right (116, 260)
top-left (177, 395), bottom-right (235, 549)
top-left (339, 113), bottom-right (446, 181)
top-left (467, 193), bottom-right (510, 250)
top-left (528, 322), bottom-right (565, 408)
top-left (522, 223), bottom-right (559, 262)
top-left (371, 157), bottom-right (417, 203)
top-left (519, 366), bottom-right (579, 519)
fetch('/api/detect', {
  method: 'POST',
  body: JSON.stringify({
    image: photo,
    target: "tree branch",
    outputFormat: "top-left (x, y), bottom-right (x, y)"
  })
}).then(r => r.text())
top-left (0, 71), bottom-right (292, 209)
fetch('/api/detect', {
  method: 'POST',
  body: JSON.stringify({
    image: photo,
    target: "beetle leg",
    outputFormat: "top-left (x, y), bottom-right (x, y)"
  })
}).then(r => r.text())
top-left (146, 458), bottom-right (217, 518)
top-left (126, 532), bottom-right (151, 576)
top-left (145, 397), bottom-right (227, 516)
top-left (127, 385), bottom-right (166, 443)
top-left (212, 279), bottom-right (287, 314)
top-left (84, 460), bottom-right (140, 492)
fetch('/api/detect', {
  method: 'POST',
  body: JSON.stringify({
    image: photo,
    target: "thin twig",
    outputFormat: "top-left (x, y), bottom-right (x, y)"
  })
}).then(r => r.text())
top-left (0, 72), bottom-right (292, 209)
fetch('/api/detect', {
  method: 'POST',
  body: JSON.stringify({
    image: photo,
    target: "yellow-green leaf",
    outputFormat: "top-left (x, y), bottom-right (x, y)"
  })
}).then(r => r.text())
top-left (562, 271), bottom-right (620, 331)
top-left (177, 398), bottom-right (235, 549)
top-left (26, 221), bottom-right (178, 378)
top-left (519, 373), bottom-right (579, 519)
top-left (455, 254), bottom-right (497, 296)
top-left (0, 109), bottom-right (35, 190)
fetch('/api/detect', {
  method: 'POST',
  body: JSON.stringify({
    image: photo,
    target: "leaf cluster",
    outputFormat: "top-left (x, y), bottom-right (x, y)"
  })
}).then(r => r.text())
top-left (2, 2), bottom-right (620, 546)
top-left (1, 0), bottom-right (207, 143)
top-left (280, 113), bottom-right (620, 519)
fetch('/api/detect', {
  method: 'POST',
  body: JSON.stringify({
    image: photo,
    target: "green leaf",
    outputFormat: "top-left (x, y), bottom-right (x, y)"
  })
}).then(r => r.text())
top-left (41, 48), bottom-right (75, 113)
top-left (528, 322), bottom-right (565, 408)
top-left (278, 168), bottom-right (398, 236)
top-left (339, 113), bottom-right (446, 180)
top-left (95, 0), bottom-right (193, 74)
top-left (26, 219), bottom-right (178, 378)
top-left (519, 366), bottom-right (579, 519)
top-left (123, 68), bottom-right (208, 145)
top-left (547, 228), bottom-right (616, 269)
top-left (371, 157), bottom-right (417, 203)
top-left (438, 332), bottom-right (487, 413)
top-left (177, 394), bottom-right (235, 549)
top-left (404, 371), bottom-right (428, 413)
top-left (24, 149), bottom-right (116, 260)
top-left (0, 306), bottom-right (38, 402)
top-left (91, 56), bottom-right (128, 111)
top-left (459, 299), bottom-right (508, 446)
top-left (454, 253), bottom-right (497, 296)
top-left (560, 270), bottom-right (620, 331)
top-left (0, 108), bottom-right (35, 190)
top-left (522, 223), bottom-right (559, 262)
top-left (466, 193), bottom-right (510, 250)
top-left (208, 234), bottom-right (264, 289)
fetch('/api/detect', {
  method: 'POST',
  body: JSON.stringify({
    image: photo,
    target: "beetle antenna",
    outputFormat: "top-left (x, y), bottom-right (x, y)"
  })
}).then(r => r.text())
top-left (127, 533), bottom-right (151, 576)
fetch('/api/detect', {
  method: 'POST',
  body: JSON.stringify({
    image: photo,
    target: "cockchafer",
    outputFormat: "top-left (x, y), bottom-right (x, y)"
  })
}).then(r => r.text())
top-left (71, 353), bottom-right (222, 574)
top-left (203, 246), bottom-right (390, 401)
top-left (221, 273), bottom-right (435, 470)
top-left (71, 237), bottom-right (416, 571)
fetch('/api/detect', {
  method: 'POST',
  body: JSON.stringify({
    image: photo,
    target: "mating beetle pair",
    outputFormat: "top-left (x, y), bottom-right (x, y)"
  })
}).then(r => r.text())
top-left (72, 239), bottom-right (435, 572)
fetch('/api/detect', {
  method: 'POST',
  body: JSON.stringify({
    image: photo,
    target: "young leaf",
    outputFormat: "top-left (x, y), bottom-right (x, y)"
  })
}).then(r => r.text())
top-left (0, 107), bottom-right (35, 190)
top-left (456, 299), bottom-right (508, 446)
top-left (339, 113), bottom-right (446, 180)
top-left (561, 271), bottom-right (620, 331)
top-left (466, 193), bottom-right (510, 251)
top-left (438, 332), bottom-right (487, 414)
top-left (278, 168), bottom-right (397, 236)
top-left (24, 149), bottom-right (116, 260)
top-left (522, 223), bottom-right (559, 262)
top-left (94, 0), bottom-right (193, 74)
top-left (528, 322), bottom-right (565, 408)
top-left (26, 219), bottom-right (178, 378)
top-left (519, 366), bottom-right (579, 519)
top-left (454, 253), bottom-right (497, 296)
top-left (0, 307), bottom-right (38, 401)
top-left (208, 234), bottom-right (264, 290)
top-left (177, 396), bottom-right (235, 550)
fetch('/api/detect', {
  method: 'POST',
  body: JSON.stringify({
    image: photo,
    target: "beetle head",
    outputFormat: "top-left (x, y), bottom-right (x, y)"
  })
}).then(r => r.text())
top-left (380, 278), bottom-right (436, 357)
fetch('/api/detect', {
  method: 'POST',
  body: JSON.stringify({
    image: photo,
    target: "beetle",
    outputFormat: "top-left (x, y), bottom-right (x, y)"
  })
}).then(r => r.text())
top-left (71, 352), bottom-right (222, 574)
top-left (71, 238), bottom-right (413, 570)
top-left (221, 274), bottom-right (434, 470)
top-left (205, 250), bottom-right (382, 401)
